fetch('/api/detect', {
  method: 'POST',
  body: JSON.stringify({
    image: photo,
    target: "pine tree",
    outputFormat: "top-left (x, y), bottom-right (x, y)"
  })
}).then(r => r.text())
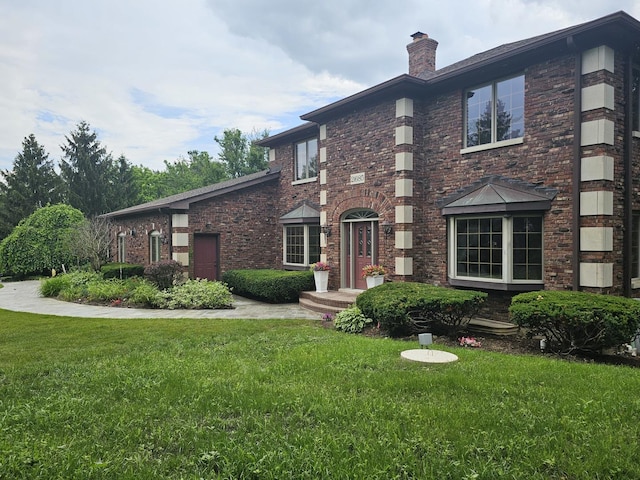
top-left (0, 134), bottom-right (63, 239)
top-left (59, 121), bottom-right (114, 216)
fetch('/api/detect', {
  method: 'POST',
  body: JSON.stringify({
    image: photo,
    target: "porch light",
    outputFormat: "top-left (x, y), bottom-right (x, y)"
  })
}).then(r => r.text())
top-left (321, 224), bottom-right (332, 237)
top-left (381, 221), bottom-right (393, 235)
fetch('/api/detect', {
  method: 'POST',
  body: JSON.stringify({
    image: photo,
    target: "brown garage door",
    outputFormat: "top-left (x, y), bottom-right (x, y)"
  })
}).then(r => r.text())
top-left (193, 234), bottom-right (219, 281)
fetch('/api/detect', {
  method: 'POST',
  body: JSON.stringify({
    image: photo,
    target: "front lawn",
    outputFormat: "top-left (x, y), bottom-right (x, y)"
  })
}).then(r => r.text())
top-left (0, 309), bottom-right (638, 479)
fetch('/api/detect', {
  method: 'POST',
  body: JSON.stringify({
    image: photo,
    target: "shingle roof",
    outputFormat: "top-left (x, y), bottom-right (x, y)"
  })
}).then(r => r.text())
top-left (294, 10), bottom-right (640, 125)
top-left (102, 165), bottom-right (282, 218)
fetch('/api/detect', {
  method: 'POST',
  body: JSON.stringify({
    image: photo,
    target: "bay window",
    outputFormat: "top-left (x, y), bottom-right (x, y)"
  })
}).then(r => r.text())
top-left (284, 224), bottom-right (321, 267)
top-left (449, 214), bottom-right (543, 288)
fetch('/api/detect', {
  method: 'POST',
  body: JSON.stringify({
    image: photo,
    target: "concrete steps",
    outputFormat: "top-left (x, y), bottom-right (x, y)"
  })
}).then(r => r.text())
top-left (299, 290), bottom-right (519, 336)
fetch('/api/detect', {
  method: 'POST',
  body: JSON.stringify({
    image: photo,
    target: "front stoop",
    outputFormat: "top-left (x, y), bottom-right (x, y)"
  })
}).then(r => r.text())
top-left (299, 290), bottom-right (360, 314)
top-left (299, 290), bottom-right (519, 336)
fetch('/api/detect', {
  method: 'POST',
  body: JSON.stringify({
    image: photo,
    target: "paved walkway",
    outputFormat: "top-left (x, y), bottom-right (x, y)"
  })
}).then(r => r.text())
top-left (0, 280), bottom-right (321, 320)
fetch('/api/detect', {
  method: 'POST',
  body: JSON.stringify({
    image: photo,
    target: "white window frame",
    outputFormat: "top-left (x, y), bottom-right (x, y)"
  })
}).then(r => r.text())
top-left (283, 224), bottom-right (321, 268)
top-left (117, 233), bottom-right (126, 263)
top-left (294, 138), bottom-right (318, 183)
top-left (447, 215), bottom-right (544, 286)
top-left (150, 230), bottom-right (161, 263)
top-left (461, 74), bottom-right (525, 154)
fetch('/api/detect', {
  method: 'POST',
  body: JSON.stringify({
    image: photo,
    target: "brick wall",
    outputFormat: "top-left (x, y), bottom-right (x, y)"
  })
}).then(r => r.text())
top-left (111, 213), bottom-right (171, 266)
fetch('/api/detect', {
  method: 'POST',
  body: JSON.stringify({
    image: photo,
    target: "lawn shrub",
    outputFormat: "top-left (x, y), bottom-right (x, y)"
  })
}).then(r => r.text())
top-left (356, 282), bottom-right (487, 337)
top-left (333, 306), bottom-right (373, 334)
top-left (155, 279), bottom-right (233, 309)
top-left (144, 260), bottom-right (184, 290)
top-left (86, 278), bottom-right (130, 303)
top-left (101, 262), bottom-right (144, 279)
top-left (509, 291), bottom-right (640, 354)
top-left (40, 274), bottom-right (72, 297)
top-left (222, 269), bottom-right (314, 303)
top-left (127, 278), bottom-right (161, 307)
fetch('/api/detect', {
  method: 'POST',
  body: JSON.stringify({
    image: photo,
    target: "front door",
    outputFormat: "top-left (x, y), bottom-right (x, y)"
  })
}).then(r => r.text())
top-left (193, 234), bottom-right (219, 281)
top-left (342, 210), bottom-right (379, 289)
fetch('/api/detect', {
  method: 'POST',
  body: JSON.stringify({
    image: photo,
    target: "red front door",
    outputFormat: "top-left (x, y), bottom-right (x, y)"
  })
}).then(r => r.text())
top-left (344, 219), bottom-right (378, 289)
top-left (193, 234), bottom-right (219, 281)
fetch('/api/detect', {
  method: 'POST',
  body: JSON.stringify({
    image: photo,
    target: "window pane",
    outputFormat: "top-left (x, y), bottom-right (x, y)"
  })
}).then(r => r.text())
top-left (496, 75), bottom-right (525, 141)
top-left (295, 139), bottom-right (318, 180)
top-left (308, 225), bottom-right (321, 264)
top-left (466, 85), bottom-right (492, 147)
top-left (295, 143), bottom-right (307, 180)
top-left (286, 226), bottom-right (305, 264)
top-left (455, 216), bottom-right (502, 279)
top-left (512, 216), bottom-right (542, 280)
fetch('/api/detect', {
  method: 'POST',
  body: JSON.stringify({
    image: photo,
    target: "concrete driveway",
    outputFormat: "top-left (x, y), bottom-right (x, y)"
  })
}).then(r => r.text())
top-left (0, 280), bottom-right (321, 320)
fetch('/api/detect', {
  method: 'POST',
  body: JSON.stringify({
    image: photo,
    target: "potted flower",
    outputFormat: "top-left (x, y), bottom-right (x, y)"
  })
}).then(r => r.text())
top-left (362, 264), bottom-right (386, 289)
top-left (311, 262), bottom-right (330, 293)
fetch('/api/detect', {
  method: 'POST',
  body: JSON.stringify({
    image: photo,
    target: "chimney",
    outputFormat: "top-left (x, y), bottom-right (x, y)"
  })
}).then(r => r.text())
top-left (407, 32), bottom-right (438, 77)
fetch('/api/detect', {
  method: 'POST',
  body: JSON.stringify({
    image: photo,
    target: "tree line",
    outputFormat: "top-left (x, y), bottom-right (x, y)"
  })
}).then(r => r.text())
top-left (0, 121), bottom-right (269, 240)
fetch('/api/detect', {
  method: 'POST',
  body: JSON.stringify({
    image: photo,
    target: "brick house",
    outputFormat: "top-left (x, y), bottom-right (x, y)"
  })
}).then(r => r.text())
top-left (105, 11), bottom-right (640, 316)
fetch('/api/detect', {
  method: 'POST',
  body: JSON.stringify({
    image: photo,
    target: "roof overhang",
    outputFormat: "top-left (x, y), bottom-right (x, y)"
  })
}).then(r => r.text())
top-left (439, 176), bottom-right (558, 215)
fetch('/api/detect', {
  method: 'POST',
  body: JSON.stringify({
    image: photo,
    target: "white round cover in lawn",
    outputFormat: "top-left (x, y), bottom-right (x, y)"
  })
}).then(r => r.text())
top-left (400, 349), bottom-right (458, 364)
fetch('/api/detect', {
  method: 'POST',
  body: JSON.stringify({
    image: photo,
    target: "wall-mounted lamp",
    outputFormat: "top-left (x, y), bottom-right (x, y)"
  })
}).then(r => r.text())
top-left (161, 234), bottom-right (169, 245)
top-left (205, 222), bottom-right (212, 230)
top-left (381, 221), bottom-right (393, 235)
top-left (321, 224), bottom-right (332, 237)
top-left (130, 228), bottom-right (136, 237)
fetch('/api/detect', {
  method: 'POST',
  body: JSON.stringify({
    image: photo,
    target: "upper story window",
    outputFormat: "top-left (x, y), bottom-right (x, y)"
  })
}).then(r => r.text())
top-left (117, 233), bottom-right (126, 263)
top-left (295, 138), bottom-right (318, 181)
top-left (150, 231), bottom-right (161, 263)
top-left (465, 74), bottom-right (525, 149)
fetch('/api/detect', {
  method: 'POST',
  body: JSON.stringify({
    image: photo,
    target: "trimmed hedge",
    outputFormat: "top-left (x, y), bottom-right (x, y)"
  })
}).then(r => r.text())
top-left (356, 282), bottom-right (487, 337)
top-left (509, 291), bottom-right (640, 354)
top-left (101, 263), bottom-right (144, 279)
top-left (222, 269), bottom-right (314, 303)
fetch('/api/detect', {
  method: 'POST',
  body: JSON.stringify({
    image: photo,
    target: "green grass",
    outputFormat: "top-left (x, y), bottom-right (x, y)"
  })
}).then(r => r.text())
top-left (1, 309), bottom-right (639, 479)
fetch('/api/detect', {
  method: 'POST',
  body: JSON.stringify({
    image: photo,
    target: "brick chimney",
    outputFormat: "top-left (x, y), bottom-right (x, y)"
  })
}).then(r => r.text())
top-left (407, 32), bottom-right (438, 77)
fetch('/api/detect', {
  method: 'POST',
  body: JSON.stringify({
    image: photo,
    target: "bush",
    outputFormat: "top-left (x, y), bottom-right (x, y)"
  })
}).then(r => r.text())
top-left (101, 263), bottom-right (144, 279)
top-left (144, 260), bottom-right (184, 290)
top-left (356, 282), bottom-right (487, 337)
top-left (222, 269), bottom-right (314, 303)
top-left (509, 291), bottom-right (640, 355)
top-left (127, 279), bottom-right (161, 307)
top-left (40, 275), bottom-right (72, 298)
top-left (155, 279), bottom-right (233, 309)
top-left (0, 204), bottom-right (85, 277)
top-left (86, 278), bottom-right (130, 303)
top-left (333, 306), bottom-right (373, 334)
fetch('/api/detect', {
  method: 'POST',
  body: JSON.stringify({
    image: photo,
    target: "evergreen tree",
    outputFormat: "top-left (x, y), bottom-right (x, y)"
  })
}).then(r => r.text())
top-left (108, 155), bottom-right (140, 211)
top-left (59, 121), bottom-right (114, 216)
top-left (0, 134), bottom-right (63, 239)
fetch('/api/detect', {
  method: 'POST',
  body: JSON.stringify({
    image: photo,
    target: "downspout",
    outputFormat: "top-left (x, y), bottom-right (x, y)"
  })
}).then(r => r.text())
top-left (623, 55), bottom-right (633, 297)
top-left (568, 36), bottom-right (582, 291)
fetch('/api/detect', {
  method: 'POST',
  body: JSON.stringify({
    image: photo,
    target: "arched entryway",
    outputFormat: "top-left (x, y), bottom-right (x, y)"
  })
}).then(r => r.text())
top-left (341, 209), bottom-right (379, 289)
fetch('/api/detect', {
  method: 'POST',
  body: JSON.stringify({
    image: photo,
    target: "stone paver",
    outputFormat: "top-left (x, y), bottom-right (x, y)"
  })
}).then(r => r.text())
top-left (0, 280), bottom-right (321, 320)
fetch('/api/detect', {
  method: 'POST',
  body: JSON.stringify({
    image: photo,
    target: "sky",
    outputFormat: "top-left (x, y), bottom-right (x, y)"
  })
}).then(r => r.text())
top-left (0, 0), bottom-right (638, 172)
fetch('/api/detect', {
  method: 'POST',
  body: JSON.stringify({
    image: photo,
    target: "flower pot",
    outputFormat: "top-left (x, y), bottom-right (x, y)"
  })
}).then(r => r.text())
top-left (314, 270), bottom-right (329, 293)
top-left (365, 275), bottom-right (384, 289)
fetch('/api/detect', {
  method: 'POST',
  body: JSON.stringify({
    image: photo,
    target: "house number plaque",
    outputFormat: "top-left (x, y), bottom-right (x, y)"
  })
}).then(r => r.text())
top-left (350, 172), bottom-right (365, 185)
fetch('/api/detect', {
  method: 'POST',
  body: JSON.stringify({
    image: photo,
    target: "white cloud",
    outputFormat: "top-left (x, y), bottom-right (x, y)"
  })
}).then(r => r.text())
top-left (0, 0), bottom-right (634, 172)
